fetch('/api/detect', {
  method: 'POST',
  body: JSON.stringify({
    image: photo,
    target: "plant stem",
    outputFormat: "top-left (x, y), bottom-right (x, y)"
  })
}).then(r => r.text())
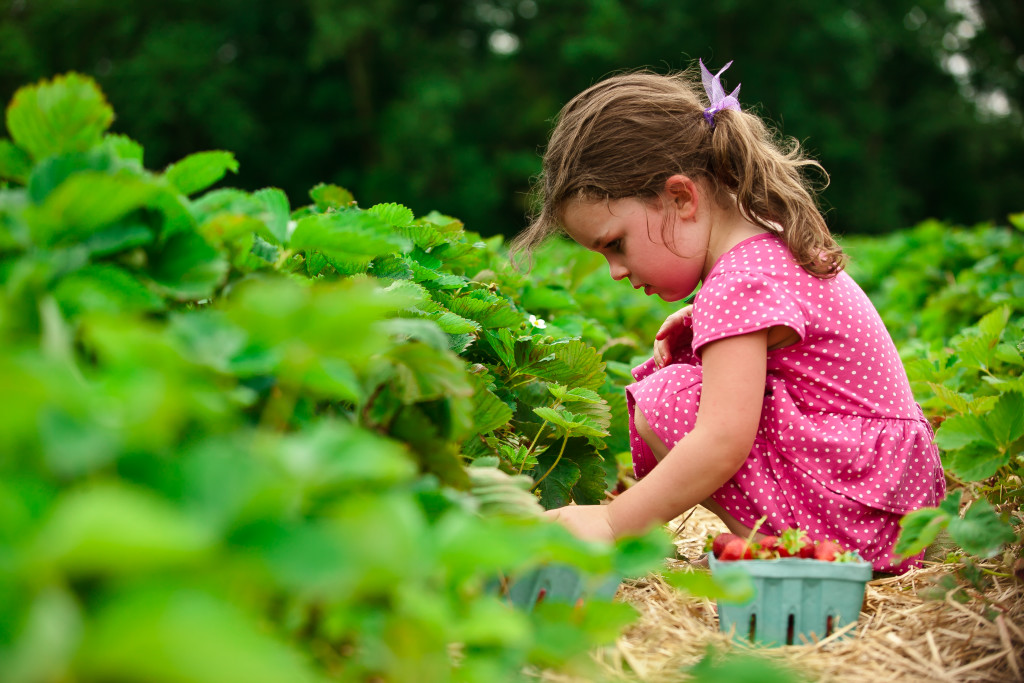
top-left (519, 420), bottom-right (548, 474)
top-left (532, 434), bottom-right (568, 490)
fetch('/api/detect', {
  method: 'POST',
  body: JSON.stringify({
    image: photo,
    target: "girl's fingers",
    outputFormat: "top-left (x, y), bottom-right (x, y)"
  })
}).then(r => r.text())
top-left (653, 338), bottom-right (671, 367)
top-left (655, 305), bottom-right (694, 339)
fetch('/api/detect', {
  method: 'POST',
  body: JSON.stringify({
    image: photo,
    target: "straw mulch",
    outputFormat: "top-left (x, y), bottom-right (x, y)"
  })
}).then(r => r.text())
top-left (547, 505), bottom-right (1024, 683)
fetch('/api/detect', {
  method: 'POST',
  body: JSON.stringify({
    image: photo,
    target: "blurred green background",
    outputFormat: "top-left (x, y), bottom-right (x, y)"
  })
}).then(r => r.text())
top-left (1, 0), bottom-right (1021, 238)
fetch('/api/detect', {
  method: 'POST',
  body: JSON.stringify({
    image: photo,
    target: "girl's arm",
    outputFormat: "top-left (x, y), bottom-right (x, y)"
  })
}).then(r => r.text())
top-left (546, 329), bottom-right (768, 541)
top-left (609, 329), bottom-right (768, 535)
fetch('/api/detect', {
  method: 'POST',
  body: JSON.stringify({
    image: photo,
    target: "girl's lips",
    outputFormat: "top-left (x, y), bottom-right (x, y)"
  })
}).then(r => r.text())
top-left (643, 285), bottom-right (653, 295)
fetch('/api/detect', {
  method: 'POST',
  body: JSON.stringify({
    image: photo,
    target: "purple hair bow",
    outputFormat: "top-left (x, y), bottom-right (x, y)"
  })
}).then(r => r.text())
top-left (700, 59), bottom-right (741, 128)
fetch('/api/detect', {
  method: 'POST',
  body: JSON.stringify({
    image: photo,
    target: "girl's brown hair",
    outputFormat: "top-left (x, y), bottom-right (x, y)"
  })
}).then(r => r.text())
top-left (512, 67), bottom-right (845, 277)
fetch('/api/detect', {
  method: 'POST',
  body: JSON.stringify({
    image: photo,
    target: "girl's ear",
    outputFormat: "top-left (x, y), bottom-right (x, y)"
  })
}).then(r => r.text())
top-left (663, 174), bottom-right (699, 220)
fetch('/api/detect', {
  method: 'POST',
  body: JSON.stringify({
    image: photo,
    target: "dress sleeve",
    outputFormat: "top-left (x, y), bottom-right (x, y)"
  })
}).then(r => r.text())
top-left (690, 270), bottom-right (807, 355)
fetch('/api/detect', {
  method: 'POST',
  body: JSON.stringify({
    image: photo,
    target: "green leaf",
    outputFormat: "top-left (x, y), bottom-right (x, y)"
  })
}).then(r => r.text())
top-left (428, 309), bottom-right (480, 334)
top-left (399, 223), bottom-right (447, 250)
top-left (533, 406), bottom-right (575, 430)
top-left (368, 202), bottom-right (414, 227)
top-left (561, 387), bottom-right (604, 404)
top-left (386, 342), bottom-right (473, 404)
top-left (521, 285), bottom-right (577, 312)
top-left (27, 148), bottom-right (116, 203)
top-left (685, 644), bottom-right (799, 683)
top-left (276, 420), bottom-right (417, 490)
top-left (290, 211), bottom-right (410, 259)
top-left (383, 323), bottom-right (450, 359)
top-left (53, 264), bottom-right (164, 316)
top-left (389, 404), bottom-right (470, 487)
top-left (895, 505), bottom-right (953, 557)
top-left (253, 187), bottom-right (290, 244)
top-left (471, 384), bottom-right (514, 436)
top-left (437, 289), bottom-right (522, 329)
top-left (481, 328), bottom-right (516, 368)
top-left (368, 254), bottom-right (414, 280)
top-left (447, 332), bottom-right (475, 354)
top-left (80, 584), bottom-right (325, 683)
top-left (517, 337), bottom-right (607, 391)
top-left (26, 171), bottom-right (162, 246)
top-left (5, 73), bottom-right (113, 160)
top-left (147, 230), bottom-right (228, 300)
top-left (986, 391), bottom-right (1024, 447)
top-left (80, 222), bottom-right (153, 257)
top-left (0, 586), bottom-right (82, 683)
top-left (309, 182), bottom-right (354, 210)
top-left (664, 567), bottom-right (755, 603)
top-left (169, 310), bottom-right (248, 374)
top-left (935, 414), bottom-right (992, 451)
top-left (164, 151), bottom-right (238, 196)
top-left (39, 407), bottom-right (120, 476)
top-left (569, 451), bottom-right (610, 505)
top-left (305, 250), bottom-right (328, 276)
top-left (948, 498), bottom-right (1017, 558)
top-left (31, 481), bottom-right (214, 576)
top-left (928, 383), bottom-right (971, 414)
top-left (534, 454), bottom-right (580, 509)
top-left (0, 138), bottom-right (32, 183)
top-left (994, 342), bottom-right (1024, 365)
top-left (948, 443), bottom-right (1009, 481)
top-left (102, 134), bottom-right (144, 164)
top-left (976, 305), bottom-right (1010, 340)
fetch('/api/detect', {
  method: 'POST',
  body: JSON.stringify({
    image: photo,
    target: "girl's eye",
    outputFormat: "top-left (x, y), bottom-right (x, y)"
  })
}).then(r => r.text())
top-left (606, 239), bottom-right (622, 251)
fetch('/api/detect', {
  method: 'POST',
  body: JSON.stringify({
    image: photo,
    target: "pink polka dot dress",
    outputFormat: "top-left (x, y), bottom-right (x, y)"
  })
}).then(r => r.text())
top-left (626, 234), bottom-right (946, 573)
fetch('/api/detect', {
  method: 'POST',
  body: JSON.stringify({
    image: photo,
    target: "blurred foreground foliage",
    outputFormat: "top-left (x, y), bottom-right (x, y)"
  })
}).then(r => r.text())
top-left (0, 72), bottom-right (694, 683)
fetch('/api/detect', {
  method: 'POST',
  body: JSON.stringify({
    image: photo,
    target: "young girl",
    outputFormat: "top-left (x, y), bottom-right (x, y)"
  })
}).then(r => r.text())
top-left (512, 61), bottom-right (946, 573)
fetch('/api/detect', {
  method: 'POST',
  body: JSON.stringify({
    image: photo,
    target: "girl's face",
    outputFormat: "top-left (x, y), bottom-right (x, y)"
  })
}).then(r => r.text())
top-left (561, 196), bottom-right (709, 302)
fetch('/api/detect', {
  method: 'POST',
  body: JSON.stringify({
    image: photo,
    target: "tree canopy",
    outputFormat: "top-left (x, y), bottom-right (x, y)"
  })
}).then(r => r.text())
top-left (2, 0), bottom-right (1021, 237)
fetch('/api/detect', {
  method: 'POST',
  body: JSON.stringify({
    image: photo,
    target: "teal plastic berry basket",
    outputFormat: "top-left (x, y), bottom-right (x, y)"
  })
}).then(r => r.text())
top-left (708, 555), bottom-right (872, 646)
top-left (498, 564), bottom-right (622, 612)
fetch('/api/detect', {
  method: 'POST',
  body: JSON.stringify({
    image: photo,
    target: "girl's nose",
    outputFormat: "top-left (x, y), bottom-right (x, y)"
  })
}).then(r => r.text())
top-left (609, 261), bottom-right (629, 281)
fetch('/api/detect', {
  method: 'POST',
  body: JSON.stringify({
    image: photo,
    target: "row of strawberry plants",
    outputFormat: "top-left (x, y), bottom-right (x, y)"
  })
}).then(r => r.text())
top-left (842, 222), bottom-right (1024, 576)
top-left (0, 73), bottom-right (694, 683)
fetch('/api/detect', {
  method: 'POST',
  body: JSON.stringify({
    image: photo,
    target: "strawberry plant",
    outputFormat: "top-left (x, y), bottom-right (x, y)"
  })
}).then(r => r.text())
top-left (0, 72), bottom-right (680, 683)
top-left (845, 220), bottom-right (1024, 579)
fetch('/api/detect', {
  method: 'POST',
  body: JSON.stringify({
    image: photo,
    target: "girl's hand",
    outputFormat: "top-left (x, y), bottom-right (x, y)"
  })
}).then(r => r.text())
top-left (654, 304), bottom-right (694, 367)
top-left (544, 505), bottom-right (615, 543)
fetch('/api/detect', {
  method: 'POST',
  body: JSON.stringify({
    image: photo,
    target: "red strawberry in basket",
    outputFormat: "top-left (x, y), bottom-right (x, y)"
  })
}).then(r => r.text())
top-left (780, 528), bottom-right (814, 558)
top-left (719, 537), bottom-right (755, 561)
top-left (759, 535), bottom-right (782, 557)
top-left (711, 533), bottom-right (743, 559)
top-left (814, 539), bottom-right (845, 562)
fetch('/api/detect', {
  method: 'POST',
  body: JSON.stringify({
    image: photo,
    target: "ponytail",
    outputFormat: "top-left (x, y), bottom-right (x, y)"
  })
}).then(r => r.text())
top-left (709, 110), bottom-right (845, 276)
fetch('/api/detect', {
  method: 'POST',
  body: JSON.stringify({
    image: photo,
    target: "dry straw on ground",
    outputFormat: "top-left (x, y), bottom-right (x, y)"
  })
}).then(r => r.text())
top-left (546, 506), bottom-right (1024, 683)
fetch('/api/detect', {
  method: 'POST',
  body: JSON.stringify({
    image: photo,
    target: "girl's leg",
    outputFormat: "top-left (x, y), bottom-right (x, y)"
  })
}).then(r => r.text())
top-left (632, 408), bottom-right (767, 542)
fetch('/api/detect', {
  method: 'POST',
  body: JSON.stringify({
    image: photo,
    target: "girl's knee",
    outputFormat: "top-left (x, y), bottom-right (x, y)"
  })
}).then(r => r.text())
top-left (633, 408), bottom-right (669, 461)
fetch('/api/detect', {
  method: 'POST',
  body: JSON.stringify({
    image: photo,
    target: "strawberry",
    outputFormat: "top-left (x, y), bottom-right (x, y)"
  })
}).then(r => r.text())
top-left (759, 535), bottom-right (782, 558)
top-left (711, 532), bottom-right (743, 559)
top-left (814, 539), bottom-right (845, 562)
top-left (779, 527), bottom-right (814, 558)
top-left (719, 537), bottom-right (755, 561)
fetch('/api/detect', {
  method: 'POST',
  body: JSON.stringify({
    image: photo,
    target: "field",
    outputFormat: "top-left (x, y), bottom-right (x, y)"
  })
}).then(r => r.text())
top-left (1, 73), bottom-right (1021, 682)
